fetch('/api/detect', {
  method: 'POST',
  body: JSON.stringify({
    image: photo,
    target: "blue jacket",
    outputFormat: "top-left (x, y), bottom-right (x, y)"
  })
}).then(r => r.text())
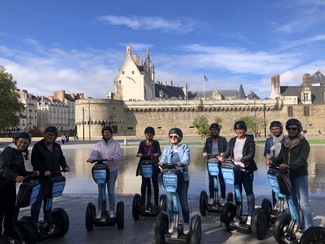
top-left (160, 144), bottom-right (190, 180)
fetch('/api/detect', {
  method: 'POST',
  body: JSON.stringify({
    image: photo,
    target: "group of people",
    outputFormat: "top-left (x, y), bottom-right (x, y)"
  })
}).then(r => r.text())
top-left (0, 117), bottom-right (314, 241)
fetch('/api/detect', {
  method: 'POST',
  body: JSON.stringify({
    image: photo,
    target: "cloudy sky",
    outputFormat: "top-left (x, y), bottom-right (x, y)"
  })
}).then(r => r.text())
top-left (1, 0), bottom-right (325, 99)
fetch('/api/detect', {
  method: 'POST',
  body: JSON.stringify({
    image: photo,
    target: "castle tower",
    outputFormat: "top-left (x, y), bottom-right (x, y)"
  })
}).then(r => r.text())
top-left (270, 74), bottom-right (281, 99)
top-left (114, 45), bottom-right (155, 101)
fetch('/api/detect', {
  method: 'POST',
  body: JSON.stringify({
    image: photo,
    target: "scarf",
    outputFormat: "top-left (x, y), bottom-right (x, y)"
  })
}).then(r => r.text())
top-left (270, 133), bottom-right (284, 158)
top-left (283, 133), bottom-right (303, 164)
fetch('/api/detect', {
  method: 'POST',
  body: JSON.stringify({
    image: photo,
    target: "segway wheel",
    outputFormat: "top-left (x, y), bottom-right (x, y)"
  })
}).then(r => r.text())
top-left (132, 194), bottom-right (141, 220)
top-left (85, 202), bottom-right (95, 231)
top-left (190, 215), bottom-right (202, 244)
top-left (17, 220), bottom-right (37, 244)
top-left (220, 201), bottom-right (236, 231)
top-left (199, 191), bottom-right (208, 216)
top-left (226, 192), bottom-right (234, 202)
top-left (116, 201), bottom-right (124, 229)
top-left (159, 194), bottom-right (167, 212)
top-left (300, 226), bottom-right (325, 244)
top-left (21, 216), bottom-right (38, 237)
top-left (273, 212), bottom-right (291, 244)
top-left (251, 208), bottom-right (268, 240)
top-left (261, 198), bottom-right (272, 224)
top-left (155, 211), bottom-right (168, 244)
top-left (52, 207), bottom-right (69, 237)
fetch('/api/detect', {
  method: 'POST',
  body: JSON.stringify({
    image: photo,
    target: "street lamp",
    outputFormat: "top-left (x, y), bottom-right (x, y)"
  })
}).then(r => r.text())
top-left (253, 98), bottom-right (256, 137)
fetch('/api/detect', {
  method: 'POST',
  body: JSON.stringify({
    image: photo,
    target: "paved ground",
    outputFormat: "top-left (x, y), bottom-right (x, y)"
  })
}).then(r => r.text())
top-left (17, 194), bottom-right (325, 244)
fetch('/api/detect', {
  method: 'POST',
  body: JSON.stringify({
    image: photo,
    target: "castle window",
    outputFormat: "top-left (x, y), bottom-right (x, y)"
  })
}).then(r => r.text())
top-left (304, 106), bottom-right (310, 117)
top-left (288, 106), bottom-right (293, 117)
top-left (122, 71), bottom-right (124, 74)
top-left (112, 126), bottom-right (118, 134)
top-left (127, 127), bottom-right (133, 130)
top-left (132, 71), bottom-right (134, 74)
top-left (118, 80), bottom-right (122, 85)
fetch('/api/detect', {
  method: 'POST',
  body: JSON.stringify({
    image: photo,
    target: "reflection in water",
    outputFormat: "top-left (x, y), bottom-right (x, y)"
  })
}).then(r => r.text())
top-left (20, 144), bottom-right (325, 197)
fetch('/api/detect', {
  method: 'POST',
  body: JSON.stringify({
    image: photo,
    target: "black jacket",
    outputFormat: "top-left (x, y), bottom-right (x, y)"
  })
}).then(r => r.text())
top-left (136, 140), bottom-right (161, 176)
top-left (31, 139), bottom-right (68, 180)
top-left (0, 144), bottom-right (29, 187)
top-left (222, 135), bottom-right (258, 172)
top-left (202, 136), bottom-right (227, 155)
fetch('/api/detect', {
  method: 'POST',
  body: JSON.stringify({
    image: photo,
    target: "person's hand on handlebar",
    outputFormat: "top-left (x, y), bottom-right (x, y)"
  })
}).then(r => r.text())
top-left (279, 163), bottom-right (289, 170)
top-left (176, 162), bottom-right (185, 167)
top-left (218, 156), bottom-right (224, 162)
top-left (202, 152), bottom-right (208, 157)
top-left (64, 167), bottom-right (70, 172)
top-left (153, 153), bottom-right (159, 157)
top-left (15, 175), bottom-right (24, 183)
top-left (137, 153), bottom-right (143, 157)
top-left (87, 158), bottom-right (94, 163)
top-left (158, 162), bottom-right (164, 167)
top-left (44, 171), bottom-right (51, 177)
top-left (33, 170), bottom-right (40, 176)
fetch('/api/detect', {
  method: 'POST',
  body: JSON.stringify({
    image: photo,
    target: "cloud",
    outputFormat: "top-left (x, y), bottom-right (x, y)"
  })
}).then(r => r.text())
top-left (97, 15), bottom-right (195, 33)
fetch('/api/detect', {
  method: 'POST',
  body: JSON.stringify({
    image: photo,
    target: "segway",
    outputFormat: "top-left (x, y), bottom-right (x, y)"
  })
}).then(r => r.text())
top-left (261, 165), bottom-right (287, 224)
top-left (273, 168), bottom-right (325, 243)
top-left (199, 155), bottom-right (233, 215)
top-left (85, 159), bottom-right (124, 230)
top-left (132, 155), bottom-right (167, 220)
top-left (220, 158), bottom-right (268, 240)
top-left (2, 173), bottom-right (40, 244)
top-left (23, 170), bottom-right (70, 242)
top-left (155, 164), bottom-right (201, 244)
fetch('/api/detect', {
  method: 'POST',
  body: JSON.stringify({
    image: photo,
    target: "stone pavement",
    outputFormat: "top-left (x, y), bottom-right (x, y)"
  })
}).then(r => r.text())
top-left (17, 194), bottom-right (325, 244)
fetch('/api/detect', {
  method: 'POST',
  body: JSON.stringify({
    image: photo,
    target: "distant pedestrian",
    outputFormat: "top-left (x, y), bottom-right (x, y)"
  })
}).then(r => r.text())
top-left (318, 130), bottom-right (321, 136)
top-left (61, 134), bottom-right (66, 144)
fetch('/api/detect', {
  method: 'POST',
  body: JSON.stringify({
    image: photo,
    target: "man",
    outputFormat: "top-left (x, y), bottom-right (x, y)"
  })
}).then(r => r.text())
top-left (202, 123), bottom-right (227, 205)
top-left (31, 126), bottom-right (70, 230)
top-left (264, 121), bottom-right (284, 209)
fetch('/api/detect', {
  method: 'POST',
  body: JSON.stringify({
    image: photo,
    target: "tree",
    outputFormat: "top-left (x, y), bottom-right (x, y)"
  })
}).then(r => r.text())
top-left (193, 116), bottom-right (210, 139)
top-left (0, 66), bottom-right (24, 131)
top-left (239, 116), bottom-right (264, 136)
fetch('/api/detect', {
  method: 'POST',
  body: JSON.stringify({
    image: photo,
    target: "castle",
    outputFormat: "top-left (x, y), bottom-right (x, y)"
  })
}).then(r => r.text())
top-left (75, 46), bottom-right (325, 140)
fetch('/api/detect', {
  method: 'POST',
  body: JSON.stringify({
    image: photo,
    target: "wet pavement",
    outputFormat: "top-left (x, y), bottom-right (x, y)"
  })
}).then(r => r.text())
top-left (17, 194), bottom-right (325, 244)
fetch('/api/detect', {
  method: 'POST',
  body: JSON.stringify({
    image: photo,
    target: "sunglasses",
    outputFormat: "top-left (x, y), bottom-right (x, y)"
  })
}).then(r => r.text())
top-left (287, 127), bottom-right (298, 131)
top-left (169, 135), bottom-right (179, 139)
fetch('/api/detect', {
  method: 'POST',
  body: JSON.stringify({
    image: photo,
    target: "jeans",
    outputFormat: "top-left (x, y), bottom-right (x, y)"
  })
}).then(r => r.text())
top-left (31, 180), bottom-right (48, 222)
top-left (209, 162), bottom-right (226, 199)
top-left (141, 171), bottom-right (159, 203)
top-left (97, 169), bottom-right (118, 212)
top-left (167, 180), bottom-right (189, 223)
top-left (0, 184), bottom-right (16, 236)
top-left (239, 171), bottom-right (255, 216)
top-left (291, 176), bottom-right (313, 229)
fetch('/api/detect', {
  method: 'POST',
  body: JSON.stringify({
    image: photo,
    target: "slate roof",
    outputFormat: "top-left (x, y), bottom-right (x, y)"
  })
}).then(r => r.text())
top-left (280, 86), bottom-right (325, 104)
top-left (310, 71), bottom-right (325, 85)
top-left (155, 83), bottom-right (185, 99)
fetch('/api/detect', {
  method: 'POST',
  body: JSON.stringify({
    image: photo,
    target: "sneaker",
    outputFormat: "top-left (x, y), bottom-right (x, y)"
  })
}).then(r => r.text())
top-left (208, 198), bottom-right (214, 205)
top-left (183, 223), bottom-right (190, 235)
top-left (295, 230), bottom-right (304, 239)
top-left (219, 198), bottom-right (226, 206)
top-left (109, 211), bottom-right (115, 219)
top-left (168, 222), bottom-right (175, 233)
top-left (234, 218), bottom-right (240, 227)
top-left (246, 216), bottom-right (252, 226)
top-left (96, 210), bottom-right (102, 219)
top-left (48, 225), bottom-right (55, 234)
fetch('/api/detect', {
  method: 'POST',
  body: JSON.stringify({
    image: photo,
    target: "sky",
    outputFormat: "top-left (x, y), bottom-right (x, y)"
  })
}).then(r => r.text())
top-left (1, 0), bottom-right (325, 99)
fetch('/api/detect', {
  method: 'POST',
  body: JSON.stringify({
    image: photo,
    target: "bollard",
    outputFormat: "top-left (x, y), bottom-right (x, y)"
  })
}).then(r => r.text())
top-left (124, 138), bottom-right (127, 145)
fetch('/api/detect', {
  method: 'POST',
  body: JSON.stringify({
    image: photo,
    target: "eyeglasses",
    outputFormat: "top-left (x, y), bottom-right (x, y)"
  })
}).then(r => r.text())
top-left (169, 135), bottom-right (179, 139)
top-left (287, 127), bottom-right (298, 131)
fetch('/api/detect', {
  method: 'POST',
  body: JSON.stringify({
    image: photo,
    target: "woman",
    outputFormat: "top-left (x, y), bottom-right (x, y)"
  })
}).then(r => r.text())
top-left (202, 123), bottom-right (227, 205)
top-left (158, 128), bottom-right (190, 235)
top-left (219, 120), bottom-right (257, 226)
top-left (136, 127), bottom-right (161, 210)
top-left (0, 132), bottom-right (34, 240)
top-left (264, 121), bottom-right (284, 209)
top-left (274, 118), bottom-right (313, 233)
top-left (87, 126), bottom-right (121, 220)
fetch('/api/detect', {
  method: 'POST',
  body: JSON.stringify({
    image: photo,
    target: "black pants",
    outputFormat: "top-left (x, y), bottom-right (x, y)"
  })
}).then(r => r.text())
top-left (209, 162), bottom-right (226, 199)
top-left (141, 171), bottom-right (159, 203)
top-left (0, 184), bottom-right (16, 236)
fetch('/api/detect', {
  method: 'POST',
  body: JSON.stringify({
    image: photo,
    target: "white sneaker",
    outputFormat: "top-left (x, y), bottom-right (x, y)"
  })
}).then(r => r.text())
top-left (208, 198), bottom-right (214, 205)
top-left (168, 222), bottom-right (175, 233)
top-left (109, 211), bottom-right (115, 219)
top-left (96, 210), bottom-right (102, 219)
top-left (183, 223), bottom-right (190, 235)
top-left (246, 216), bottom-right (252, 226)
top-left (219, 198), bottom-right (226, 206)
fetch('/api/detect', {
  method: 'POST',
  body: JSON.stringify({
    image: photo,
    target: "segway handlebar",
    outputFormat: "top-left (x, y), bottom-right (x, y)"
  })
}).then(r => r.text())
top-left (87, 159), bottom-right (107, 164)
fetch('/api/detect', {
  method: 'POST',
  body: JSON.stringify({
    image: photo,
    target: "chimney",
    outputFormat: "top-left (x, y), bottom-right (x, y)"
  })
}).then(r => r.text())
top-left (70, 93), bottom-right (75, 99)
top-left (302, 73), bottom-right (311, 87)
top-left (169, 81), bottom-right (173, 86)
top-left (132, 54), bottom-right (139, 65)
top-left (139, 59), bottom-right (143, 66)
top-left (48, 96), bottom-right (54, 102)
top-left (163, 81), bottom-right (167, 86)
top-left (126, 45), bottom-right (132, 55)
top-left (275, 74), bottom-right (280, 88)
